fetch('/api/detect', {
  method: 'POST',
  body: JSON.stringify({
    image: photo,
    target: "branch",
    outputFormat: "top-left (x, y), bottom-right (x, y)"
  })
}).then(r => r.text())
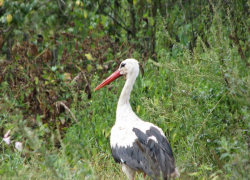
top-left (57, 101), bottom-right (80, 126)
top-left (102, 9), bottom-right (131, 34)
top-left (0, 24), bottom-right (14, 35)
top-left (109, 5), bottom-right (127, 28)
top-left (57, 0), bottom-right (68, 16)
top-left (229, 30), bottom-right (249, 68)
top-left (60, 0), bottom-right (65, 5)
top-left (97, 2), bottom-right (132, 34)
top-left (0, 24), bottom-right (16, 53)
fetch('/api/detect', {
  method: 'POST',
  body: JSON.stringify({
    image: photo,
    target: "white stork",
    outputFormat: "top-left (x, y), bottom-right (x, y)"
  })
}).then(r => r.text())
top-left (95, 59), bottom-right (180, 180)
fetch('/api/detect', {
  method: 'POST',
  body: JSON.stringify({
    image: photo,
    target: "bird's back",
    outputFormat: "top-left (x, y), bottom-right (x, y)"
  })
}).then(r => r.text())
top-left (110, 120), bottom-right (178, 179)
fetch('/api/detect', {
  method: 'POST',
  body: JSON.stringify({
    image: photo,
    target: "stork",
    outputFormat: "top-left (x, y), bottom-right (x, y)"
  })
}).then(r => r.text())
top-left (95, 59), bottom-right (180, 180)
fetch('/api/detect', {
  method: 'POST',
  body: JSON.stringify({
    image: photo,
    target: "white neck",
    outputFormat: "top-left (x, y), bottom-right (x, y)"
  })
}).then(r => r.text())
top-left (116, 74), bottom-right (138, 123)
top-left (118, 75), bottom-right (136, 107)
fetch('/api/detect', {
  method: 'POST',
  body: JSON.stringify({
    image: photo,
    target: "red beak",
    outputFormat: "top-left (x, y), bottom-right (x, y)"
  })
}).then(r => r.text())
top-left (94, 70), bottom-right (122, 91)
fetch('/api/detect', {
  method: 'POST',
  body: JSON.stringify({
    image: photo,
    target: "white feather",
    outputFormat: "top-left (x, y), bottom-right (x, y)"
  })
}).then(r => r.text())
top-left (147, 136), bottom-right (158, 143)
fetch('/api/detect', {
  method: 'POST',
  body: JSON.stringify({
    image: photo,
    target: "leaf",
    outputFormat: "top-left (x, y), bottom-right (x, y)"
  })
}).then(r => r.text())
top-left (212, 176), bottom-right (219, 180)
top-left (7, 14), bottom-right (12, 24)
top-left (51, 66), bottom-right (57, 71)
top-left (220, 153), bottom-right (230, 160)
top-left (0, 0), bottom-right (3, 7)
top-left (87, 64), bottom-right (93, 72)
top-left (64, 73), bottom-right (71, 83)
top-left (85, 53), bottom-right (94, 61)
top-left (220, 136), bottom-right (228, 150)
top-left (34, 76), bottom-right (39, 85)
top-left (59, 116), bottom-right (65, 125)
top-left (76, 0), bottom-right (83, 7)
top-left (136, 105), bottom-right (140, 113)
top-left (189, 172), bottom-right (201, 176)
top-left (97, 65), bottom-right (103, 70)
top-left (84, 10), bottom-right (87, 18)
top-left (172, 132), bottom-right (177, 141)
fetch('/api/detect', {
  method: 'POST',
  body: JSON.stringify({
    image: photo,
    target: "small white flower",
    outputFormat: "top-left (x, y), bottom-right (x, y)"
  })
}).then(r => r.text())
top-left (3, 136), bottom-right (11, 145)
top-left (3, 130), bottom-right (11, 145)
top-left (15, 142), bottom-right (23, 152)
top-left (4, 130), bottom-right (10, 138)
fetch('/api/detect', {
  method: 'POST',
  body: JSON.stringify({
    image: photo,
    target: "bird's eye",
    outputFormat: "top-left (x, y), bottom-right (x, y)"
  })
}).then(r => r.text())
top-left (120, 63), bottom-right (126, 68)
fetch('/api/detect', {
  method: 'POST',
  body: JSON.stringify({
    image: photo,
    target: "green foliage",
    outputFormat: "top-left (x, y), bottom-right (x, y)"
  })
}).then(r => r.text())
top-left (1, 0), bottom-right (250, 179)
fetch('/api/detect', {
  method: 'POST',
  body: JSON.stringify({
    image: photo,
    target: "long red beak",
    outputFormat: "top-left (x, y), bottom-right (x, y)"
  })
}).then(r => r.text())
top-left (94, 70), bottom-right (122, 91)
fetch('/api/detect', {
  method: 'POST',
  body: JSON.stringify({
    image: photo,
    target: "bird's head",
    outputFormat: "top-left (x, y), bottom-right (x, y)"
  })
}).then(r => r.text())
top-left (94, 59), bottom-right (139, 91)
top-left (119, 59), bottom-right (139, 77)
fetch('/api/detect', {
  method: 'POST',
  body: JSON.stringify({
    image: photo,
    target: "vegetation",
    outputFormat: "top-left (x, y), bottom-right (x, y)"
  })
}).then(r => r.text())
top-left (0, 0), bottom-right (250, 179)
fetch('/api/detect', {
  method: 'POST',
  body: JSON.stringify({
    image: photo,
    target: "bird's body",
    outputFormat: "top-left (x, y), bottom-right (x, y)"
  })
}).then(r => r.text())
top-left (95, 59), bottom-right (179, 180)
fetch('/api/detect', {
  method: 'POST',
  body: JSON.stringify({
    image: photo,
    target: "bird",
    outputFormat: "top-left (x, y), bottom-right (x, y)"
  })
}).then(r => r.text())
top-left (95, 59), bottom-right (180, 180)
